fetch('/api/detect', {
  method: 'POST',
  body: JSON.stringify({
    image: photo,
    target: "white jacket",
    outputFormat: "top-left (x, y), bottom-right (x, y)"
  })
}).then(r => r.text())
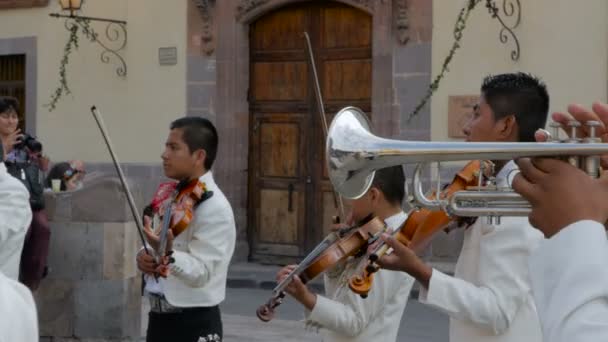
top-left (146, 171), bottom-right (236, 307)
top-left (305, 212), bottom-right (415, 342)
top-left (0, 271), bottom-right (38, 342)
top-left (529, 220), bottom-right (608, 342)
top-left (419, 161), bottom-right (543, 342)
top-left (0, 162), bottom-right (31, 279)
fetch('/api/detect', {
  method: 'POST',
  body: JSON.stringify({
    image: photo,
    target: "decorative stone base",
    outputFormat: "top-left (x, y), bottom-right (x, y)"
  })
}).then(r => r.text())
top-left (36, 176), bottom-right (143, 341)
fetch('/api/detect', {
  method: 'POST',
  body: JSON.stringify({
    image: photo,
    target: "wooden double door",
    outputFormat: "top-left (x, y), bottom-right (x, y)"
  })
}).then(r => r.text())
top-left (248, 1), bottom-right (372, 263)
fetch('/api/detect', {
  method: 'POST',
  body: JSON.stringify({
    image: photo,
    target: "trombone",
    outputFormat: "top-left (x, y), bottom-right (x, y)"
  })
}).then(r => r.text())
top-left (326, 106), bottom-right (608, 222)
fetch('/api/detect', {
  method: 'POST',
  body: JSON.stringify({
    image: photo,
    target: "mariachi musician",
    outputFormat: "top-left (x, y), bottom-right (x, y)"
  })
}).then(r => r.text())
top-left (376, 73), bottom-right (549, 342)
top-left (135, 117), bottom-right (236, 342)
top-left (276, 166), bottom-right (415, 342)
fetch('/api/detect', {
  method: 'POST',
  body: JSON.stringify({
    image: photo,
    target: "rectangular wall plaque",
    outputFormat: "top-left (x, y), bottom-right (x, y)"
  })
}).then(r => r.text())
top-left (448, 95), bottom-right (478, 138)
top-left (158, 47), bottom-right (177, 66)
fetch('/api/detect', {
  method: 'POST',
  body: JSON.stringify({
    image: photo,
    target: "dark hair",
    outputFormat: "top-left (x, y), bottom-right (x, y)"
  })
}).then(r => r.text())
top-left (46, 162), bottom-right (76, 191)
top-left (371, 165), bottom-right (405, 206)
top-left (170, 117), bottom-right (218, 170)
top-left (481, 72), bottom-right (549, 142)
top-left (0, 96), bottom-right (19, 115)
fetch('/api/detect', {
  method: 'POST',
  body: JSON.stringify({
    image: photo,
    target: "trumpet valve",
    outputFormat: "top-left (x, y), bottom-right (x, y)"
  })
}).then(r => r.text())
top-left (549, 122), bottom-right (562, 142)
top-left (567, 120), bottom-right (582, 142)
top-left (585, 120), bottom-right (602, 142)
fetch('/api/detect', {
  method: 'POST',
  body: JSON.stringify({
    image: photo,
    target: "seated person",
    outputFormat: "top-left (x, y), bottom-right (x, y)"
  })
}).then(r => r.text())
top-left (45, 162), bottom-right (83, 191)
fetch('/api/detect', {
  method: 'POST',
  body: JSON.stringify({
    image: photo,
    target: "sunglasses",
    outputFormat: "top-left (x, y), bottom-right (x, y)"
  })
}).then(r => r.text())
top-left (63, 168), bottom-right (81, 180)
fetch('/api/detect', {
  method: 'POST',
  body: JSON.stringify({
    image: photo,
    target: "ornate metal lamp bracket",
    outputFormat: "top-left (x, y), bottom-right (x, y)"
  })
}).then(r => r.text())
top-left (49, 13), bottom-right (128, 77)
top-left (486, 0), bottom-right (521, 61)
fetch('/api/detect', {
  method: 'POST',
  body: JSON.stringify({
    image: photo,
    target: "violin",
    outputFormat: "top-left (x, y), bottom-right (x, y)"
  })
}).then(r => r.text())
top-left (256, 216), bottom-right (387, 322)
top-left (348, 160), bottom-right (491, 297)
top-left (151, 178), bottom-right (213, 277)
top-left (168, 179), bottom-right (211, 236)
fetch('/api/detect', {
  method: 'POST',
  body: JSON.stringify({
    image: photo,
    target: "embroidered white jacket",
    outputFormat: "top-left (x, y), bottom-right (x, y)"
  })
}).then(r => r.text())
top-left (418, 161), bottom-right (544, 342)
top-left (529, 220), bottom-right (608, 342)
top-left (305, 212), bottom-right (415, 342)
top-left (0, 162), bottom-right (31, 280)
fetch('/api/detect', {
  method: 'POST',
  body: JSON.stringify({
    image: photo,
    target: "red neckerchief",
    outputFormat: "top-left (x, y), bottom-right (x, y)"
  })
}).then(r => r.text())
top-left (150, 181), bottom-right (178, 216)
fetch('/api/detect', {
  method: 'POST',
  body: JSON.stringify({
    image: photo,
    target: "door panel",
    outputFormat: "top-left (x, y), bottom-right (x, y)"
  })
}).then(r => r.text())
top-left (248, 1), bottom-right (371, 263)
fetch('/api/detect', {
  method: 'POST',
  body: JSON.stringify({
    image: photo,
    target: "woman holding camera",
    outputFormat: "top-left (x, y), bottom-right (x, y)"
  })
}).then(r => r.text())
top-left (0, 96), bottom-right (50, 292)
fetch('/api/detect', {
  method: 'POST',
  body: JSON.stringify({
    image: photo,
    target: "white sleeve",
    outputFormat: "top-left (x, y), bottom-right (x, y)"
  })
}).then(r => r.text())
top-left (529, 220), bottom-right (608, 342)
top-left (419, 217), bottom-right (541, 334)
top-left (169, 202), bottom-right (236, 287)
top-left (306, 269), bottom-right (414, 337)
top-left (0, 272), bottom-right (38, 342)
top-left (0, 165), bottom-right (31, 242)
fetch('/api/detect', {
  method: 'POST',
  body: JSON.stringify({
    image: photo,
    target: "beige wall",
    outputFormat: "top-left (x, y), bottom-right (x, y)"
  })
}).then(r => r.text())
top-left (0, 0), bottom-right (188, 163)
top-left (430, 0), bottom-right (608, 141)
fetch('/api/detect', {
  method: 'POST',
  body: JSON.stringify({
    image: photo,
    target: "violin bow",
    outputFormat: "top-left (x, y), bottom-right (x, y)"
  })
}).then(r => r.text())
top-left (90, 106), bottom-right (150, 255)
top-left (303, 31), bottom-right (346, 221)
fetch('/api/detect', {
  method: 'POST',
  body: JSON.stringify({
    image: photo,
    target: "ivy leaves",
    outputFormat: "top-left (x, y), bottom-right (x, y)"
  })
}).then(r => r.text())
top-left (406, 0), bottom-right (485, 124)
top-left (46, 17), bottom-right (96, 112)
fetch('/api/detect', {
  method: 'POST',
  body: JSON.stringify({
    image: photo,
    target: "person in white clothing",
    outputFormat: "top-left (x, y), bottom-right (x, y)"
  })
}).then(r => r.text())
top-left (276, 166), bottom-right (415, 342)
top-left (0, 140), bottom-right (31, 280)
top-left (512, 101), bottom-right (608, 342)
top-left (377, 73), bottom-right (549, 342)
top-left (136, 117), bottom-right (236, 342)
top-left (0, 270), bottom-right (38, 342)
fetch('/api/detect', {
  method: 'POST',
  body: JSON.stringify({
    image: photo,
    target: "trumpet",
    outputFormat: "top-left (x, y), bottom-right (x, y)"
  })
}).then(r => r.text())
top-left (326, 106), bottom-right (608, 221)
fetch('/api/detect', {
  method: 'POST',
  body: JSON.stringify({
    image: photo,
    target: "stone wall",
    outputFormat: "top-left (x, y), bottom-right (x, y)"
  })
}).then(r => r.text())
top-left (36, 175), bottom-right (143, 341)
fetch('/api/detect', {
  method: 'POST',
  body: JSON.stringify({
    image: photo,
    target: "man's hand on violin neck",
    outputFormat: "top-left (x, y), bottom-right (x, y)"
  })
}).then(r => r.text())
top-left (376, 234), bottom-right (432, 289)
top-left (142, 215), bottom-right (174, 253)
top-left (276, 265), bottom-right (317, 311)
top-left (137, 250), bottom-right (158, 275)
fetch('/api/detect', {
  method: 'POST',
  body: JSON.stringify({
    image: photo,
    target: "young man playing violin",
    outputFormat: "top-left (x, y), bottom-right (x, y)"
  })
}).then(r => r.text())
top-left (377, 73), bottom-right (549, 342)
top-left (136, 117), bottom-right (236, 342)
top-left (276, 165), bottom-right (415, 342)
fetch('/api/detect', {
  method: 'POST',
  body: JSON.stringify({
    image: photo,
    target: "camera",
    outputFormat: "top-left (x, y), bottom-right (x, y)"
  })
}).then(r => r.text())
top-left (14, 133), bottom-right (42, 153)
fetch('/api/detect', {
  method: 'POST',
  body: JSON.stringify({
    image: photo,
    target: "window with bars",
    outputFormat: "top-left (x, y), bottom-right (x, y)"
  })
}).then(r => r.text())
top-left (0, 54), bottom-right (26, 130)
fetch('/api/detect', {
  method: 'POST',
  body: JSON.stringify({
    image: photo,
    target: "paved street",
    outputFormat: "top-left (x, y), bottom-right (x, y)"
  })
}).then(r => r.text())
top-left (141, 287), bottom-right (449, 341)
top-left (219, 288), bottom-right (449, 342)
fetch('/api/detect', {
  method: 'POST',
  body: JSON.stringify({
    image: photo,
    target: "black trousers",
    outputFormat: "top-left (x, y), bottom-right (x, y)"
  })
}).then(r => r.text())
top-left (146, 305), bottom-right (222, 342)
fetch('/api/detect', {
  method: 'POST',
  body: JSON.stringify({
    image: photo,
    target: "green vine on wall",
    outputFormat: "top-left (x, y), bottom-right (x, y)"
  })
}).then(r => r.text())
top-left (405, 0), bottom-right (486, 123)
top-left (46, 17), bottom-right (97, 112)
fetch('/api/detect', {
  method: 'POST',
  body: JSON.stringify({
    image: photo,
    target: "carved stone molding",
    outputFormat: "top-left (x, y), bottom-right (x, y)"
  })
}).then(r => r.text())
top-left (0, 0), bottom-right (48, 9)
top-left (236, 0), bottom-right (375, 21)
top-left (351, 0), bottom-right (374, 12)
top-left (394, 0), bottom-right (409, 45)
top-left (192, 0), bottom-right (215, 56)
top-left (236, 0), bottom-right (270, 20)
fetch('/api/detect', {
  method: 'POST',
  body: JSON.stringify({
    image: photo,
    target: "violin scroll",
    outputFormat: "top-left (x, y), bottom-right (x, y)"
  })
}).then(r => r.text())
top-left (348, 271), bottom-right (374, 298)
top-left (256, 292), bottom-right (285, 322)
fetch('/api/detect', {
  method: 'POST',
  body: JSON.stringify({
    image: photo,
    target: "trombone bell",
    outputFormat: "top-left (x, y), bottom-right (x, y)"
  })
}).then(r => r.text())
top-left (326, 107), bottom-right (608, 203)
